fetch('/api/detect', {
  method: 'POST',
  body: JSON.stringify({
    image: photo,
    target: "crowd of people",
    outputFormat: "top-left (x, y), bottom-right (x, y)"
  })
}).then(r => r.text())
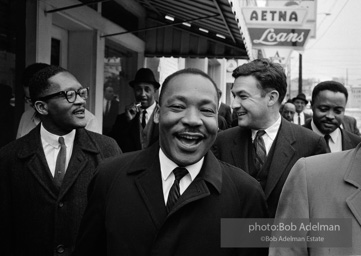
top-left (1, 58), bottom-right (361, 255)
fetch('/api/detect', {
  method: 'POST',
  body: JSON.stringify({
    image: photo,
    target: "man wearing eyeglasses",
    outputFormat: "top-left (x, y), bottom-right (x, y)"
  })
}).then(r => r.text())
top-left (0, 65), bottom-right (122, 256)
top-left (16, 63), bottom-right (102, 139)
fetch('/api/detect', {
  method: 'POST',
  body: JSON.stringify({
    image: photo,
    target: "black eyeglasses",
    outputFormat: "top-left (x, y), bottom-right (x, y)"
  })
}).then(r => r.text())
top-left (38, 87), bottom-right (89, 103)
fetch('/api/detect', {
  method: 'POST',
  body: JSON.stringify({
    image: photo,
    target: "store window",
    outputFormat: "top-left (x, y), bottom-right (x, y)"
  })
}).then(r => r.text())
top-left (104, 39), bottom-right (137, 114)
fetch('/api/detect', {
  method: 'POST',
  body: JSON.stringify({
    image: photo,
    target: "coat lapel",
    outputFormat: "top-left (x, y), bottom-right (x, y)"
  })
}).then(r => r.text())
top-left (168, 151), bottom-right (222, 216)
top-left (18, 125), bottom-right (58, 199)
top-left (131, 144), bottom-right (168, 229)
top-left (231, 127), bottom-right (250, 172)
top-left (344, 144), bottom-right (361, 226)
top-left (264, 120), bottom-right (296, 198)
top-left (58, 129), bottom-right (99, 199)
top-left (341, 128), bottom-right (353, 150)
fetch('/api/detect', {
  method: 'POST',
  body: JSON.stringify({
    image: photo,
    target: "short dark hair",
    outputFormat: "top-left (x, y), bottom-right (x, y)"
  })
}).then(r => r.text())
top-left (22, 63), bottom-right (50, 88)
top-left (29, 65), bottom-right (68, 103)
top-left (311, 81), bottom-right (348, 105)
top-left (232, 58), bottom-right (287, 103)
top-left (159, 68), bottom-right (219, 106)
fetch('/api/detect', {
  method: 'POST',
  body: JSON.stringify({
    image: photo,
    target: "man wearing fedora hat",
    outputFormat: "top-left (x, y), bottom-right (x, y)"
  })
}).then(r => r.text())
top-left (292, 93), bottom-right (312, 125)
top-left (110, 68), bottom-right (160, 152)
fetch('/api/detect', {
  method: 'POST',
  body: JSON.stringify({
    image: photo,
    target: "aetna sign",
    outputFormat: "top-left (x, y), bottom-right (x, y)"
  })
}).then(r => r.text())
top-left (248, 28), bottom-right (310, 47)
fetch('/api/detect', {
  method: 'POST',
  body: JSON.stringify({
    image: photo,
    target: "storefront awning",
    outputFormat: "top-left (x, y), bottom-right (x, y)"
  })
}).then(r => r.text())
top-left (135, 0), bottom-right (250, 59)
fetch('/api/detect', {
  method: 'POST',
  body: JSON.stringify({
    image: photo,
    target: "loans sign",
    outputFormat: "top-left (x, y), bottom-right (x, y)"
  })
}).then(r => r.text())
top-left (248, 28), bottom-right (310, 47)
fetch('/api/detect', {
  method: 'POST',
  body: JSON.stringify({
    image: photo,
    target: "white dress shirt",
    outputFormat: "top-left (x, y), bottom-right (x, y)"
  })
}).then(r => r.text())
top-left (293, 112), bottom-right (306, 125)
top-left (251, 115), bottom-right (282, 155)
top-left (103, 98), bottom-right (110, 114)
top-left (311, 120), bottom-right (342, 152)
top-left (140, 102), bottom-right (156, 126)
top-left (40, 124), bottom-right (76, 176)
top-left (159, 148), bottom-right (203, 204)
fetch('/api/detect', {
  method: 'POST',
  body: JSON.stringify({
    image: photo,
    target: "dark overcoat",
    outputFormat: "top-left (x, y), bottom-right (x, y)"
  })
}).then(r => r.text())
top-left (0, 126), bottom-right (122, 256)
top-left (73, 142), bottom-right (269, 256)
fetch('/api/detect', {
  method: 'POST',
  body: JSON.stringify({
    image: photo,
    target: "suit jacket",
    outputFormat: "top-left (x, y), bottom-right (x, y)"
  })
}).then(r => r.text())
top-left (212, 118), bottom-right (328, 217)
top-left (73, 142), bottom-right (269, 256)
top-left (219, 102), bottom-right (232, 128)
top-left (218, 115), bottom-right (228, 131)
top-left (0, 126), bottom-right (122, 256)
top-left (342, 114), bottom-right (360, 136)
top-left (269, 143), bottom-right (361, 255)
top-left (110, 107), bottom-right (159, 152)
top-left (303, 119), bottom-right (361, 151)
top-left (102, 99), bottom-right (119, 135)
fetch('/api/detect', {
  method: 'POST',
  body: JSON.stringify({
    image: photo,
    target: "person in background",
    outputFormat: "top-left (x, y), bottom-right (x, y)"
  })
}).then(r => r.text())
top-left (217, 88), bottom-right (232, 128)
top-left (303, 81), bottom-right (361, 152)
top-left (0, 65), bottom-right (122, 256)
top-left (0, 83), bottom-right (15, 148)
top-left (292, 93), bottom-right (312, 125)
top-left (110, 68), bottom-right (159, 152)
top-left (102, 85), bottom-right (119, 135)
top-left (280, 100), bottom-right (296, 122)
top-left (216, 88), bottom-right (230, 130)
top-left (269, 143), bottom-right (361, 256)
top-left (212, 58), bottom-right (328, 218)
top-left (17, 63), bottom-right (101, 138)
top-left (73, 68), bottom-right (268, 256)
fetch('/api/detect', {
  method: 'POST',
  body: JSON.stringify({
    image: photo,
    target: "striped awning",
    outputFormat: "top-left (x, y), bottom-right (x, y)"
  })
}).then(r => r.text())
top-left (136, 0), bottom-right (250, 59)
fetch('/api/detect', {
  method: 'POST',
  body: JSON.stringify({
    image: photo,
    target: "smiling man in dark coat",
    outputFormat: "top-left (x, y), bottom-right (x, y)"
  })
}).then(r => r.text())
top-left (0, 65), bottom-right (121, 256)
top-left (212, 59), bottom-right (328, 218)
top-left (73, 68), bottom-right (268, 256)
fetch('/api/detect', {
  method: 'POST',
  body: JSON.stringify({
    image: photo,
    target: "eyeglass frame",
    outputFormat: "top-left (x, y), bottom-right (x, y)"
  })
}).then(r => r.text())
top-left (37, 87), bottom-right (89, 103)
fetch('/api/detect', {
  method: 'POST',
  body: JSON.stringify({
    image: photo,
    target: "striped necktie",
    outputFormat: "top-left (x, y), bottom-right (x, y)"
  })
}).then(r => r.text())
top-left (253, 130), bottom-right (267, 175)
top-left (166, 167), bottom-right (188, 213)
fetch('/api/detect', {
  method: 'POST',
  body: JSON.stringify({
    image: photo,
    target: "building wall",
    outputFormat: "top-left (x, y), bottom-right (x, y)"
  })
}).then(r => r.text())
top-left (26, 0), bottom-right (146, 132)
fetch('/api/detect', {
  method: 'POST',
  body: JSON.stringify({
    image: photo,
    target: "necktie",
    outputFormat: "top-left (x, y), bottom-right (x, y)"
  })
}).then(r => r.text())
top-left (253, 130), bottom-right (267, 175)
top-left (141, 109), bottom-right (147, 128)
top-left (324, 134), bottom-right (331, 152)
top-left (298, 114), bottom-right (301, 125)
top-left (166, 167), bottom-right (188, 213)
top-left (105, 100), bottom-right (110, 114)
top-left (54, 137), bottom-right (66, 188)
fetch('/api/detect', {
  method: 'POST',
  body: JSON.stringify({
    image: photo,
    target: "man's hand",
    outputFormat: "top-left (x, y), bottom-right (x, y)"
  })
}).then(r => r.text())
top-left (125, 102), bottom-right (141, 121)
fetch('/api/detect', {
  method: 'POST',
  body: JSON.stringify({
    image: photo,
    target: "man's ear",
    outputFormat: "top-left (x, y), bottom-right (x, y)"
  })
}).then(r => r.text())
top-left (33, 100), bottom-right (49, 116)
top-left (153, 105), bottom-right (160, 124)
top-left (267, 90), bottom-right (279, 106)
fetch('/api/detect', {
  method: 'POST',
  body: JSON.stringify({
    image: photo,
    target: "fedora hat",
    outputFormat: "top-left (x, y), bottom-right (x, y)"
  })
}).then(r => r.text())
top-left (292, 93), bottom-right (308, 104)
top-left (129, 68), bottom-right (160, 89)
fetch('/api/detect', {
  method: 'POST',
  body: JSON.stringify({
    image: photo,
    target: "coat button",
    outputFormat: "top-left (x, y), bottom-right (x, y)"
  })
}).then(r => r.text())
top-left (59, 202), bottom-right (64, 208)
top-left (56, 244), bottom-right (65, 254)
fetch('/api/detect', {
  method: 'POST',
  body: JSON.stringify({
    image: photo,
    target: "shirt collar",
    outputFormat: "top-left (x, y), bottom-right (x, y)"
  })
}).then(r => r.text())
top-left (159, 148), bottom-right (204, 182)
top-left (311, 119), bottom-right (341, 143)
top-left (251, 115), bottom-right (282, 141)
top-left (40, 123), bottom-right (76, 148)
top-left (143, 101), bottom-right (156, 114)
